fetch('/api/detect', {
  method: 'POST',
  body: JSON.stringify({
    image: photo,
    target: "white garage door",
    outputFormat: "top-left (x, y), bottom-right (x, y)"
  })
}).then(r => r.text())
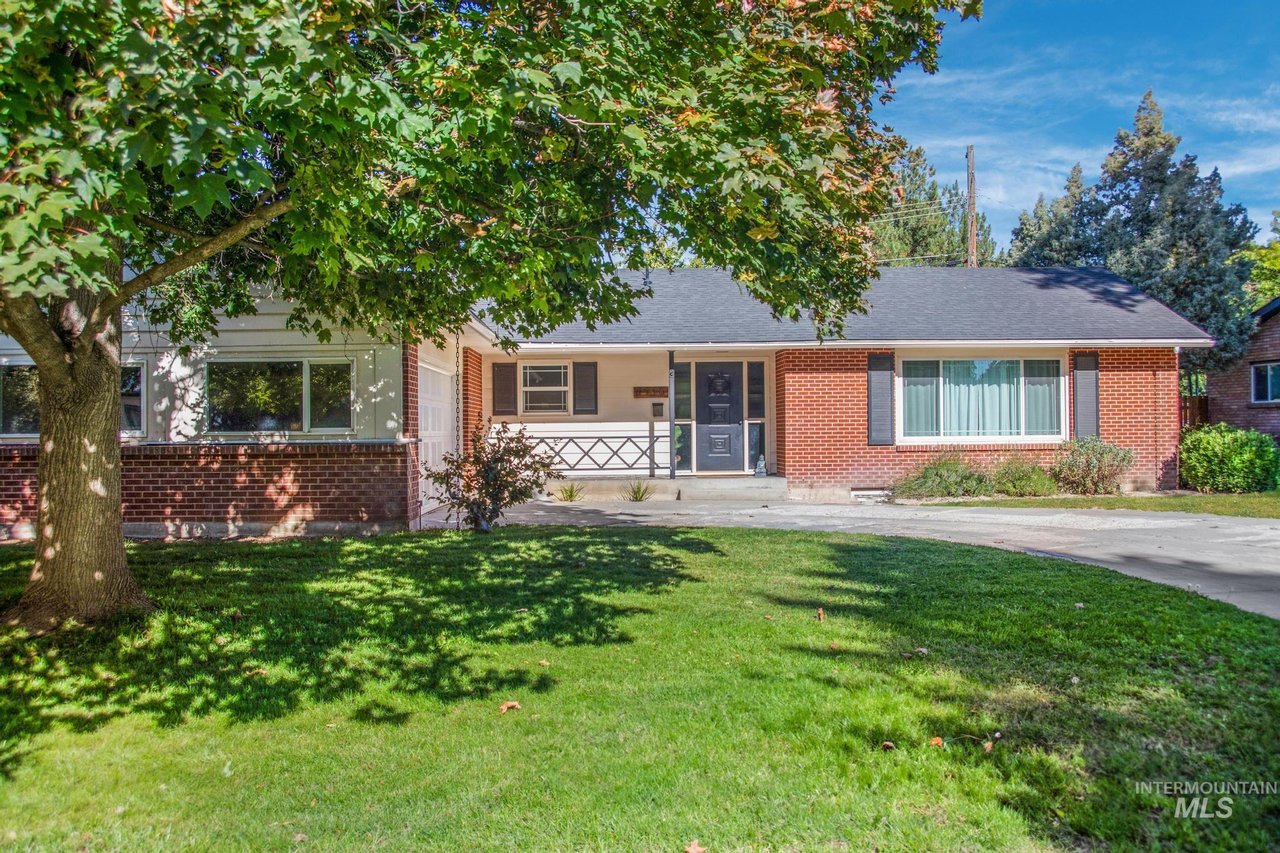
top-left (419, 364), bottom-right (455, 504)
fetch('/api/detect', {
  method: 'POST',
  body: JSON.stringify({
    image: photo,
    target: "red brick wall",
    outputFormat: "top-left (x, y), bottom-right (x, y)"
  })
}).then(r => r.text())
top-left (775, 346), bottom-right (1179, 491)
top-left (461, 346), bottom-right (483, 439)
top-left (1207, 314), bottom-right (1280, 438)
top-left (1, 442), bottom-right (414, 537)
top-left (401, 343), bottom-right (422, 524)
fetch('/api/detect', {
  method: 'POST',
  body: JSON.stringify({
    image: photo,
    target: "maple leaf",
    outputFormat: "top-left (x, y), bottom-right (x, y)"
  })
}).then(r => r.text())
top-left (930, 736), bottom-right (943, 747)
top-left (499, 701), bottom-right (521, 714)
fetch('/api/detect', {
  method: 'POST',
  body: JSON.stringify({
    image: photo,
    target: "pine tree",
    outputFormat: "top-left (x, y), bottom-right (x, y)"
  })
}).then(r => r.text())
top-left (1008, 93), bottom-right (1256, 370)
top-left (1008, 165), bottom-right (1093, 266)
top-left (873, 147), bottom-right (1000, 266)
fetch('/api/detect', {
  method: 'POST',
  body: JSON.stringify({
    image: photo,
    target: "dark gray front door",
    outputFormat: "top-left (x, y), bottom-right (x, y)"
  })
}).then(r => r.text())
top-left (695, 362), bottom-right (743, 472)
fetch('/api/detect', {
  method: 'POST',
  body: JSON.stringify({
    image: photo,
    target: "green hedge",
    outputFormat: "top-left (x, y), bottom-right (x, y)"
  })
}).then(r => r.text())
top-left (1049, 437), bottom-right (1134, 495)
top-left (1180, 424), bottom-right (1280, 493)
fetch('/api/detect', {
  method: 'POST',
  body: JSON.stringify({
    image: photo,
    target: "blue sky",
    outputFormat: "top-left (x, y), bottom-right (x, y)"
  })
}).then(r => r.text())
top-left (879, 1), bottom-right (1280, 249)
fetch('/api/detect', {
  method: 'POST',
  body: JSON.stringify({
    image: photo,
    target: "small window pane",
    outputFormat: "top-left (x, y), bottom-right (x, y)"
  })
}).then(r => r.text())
top-left (309, 363), bottom-right (352, 429)
top-left (1, 366), bottom-right (40, 434)
top-left (747, 362), bottom-right (765, 419)
top-left (1254, 365), bottom-right (1268, 402)
top-left (1024, 360), bottom-right (1062, 436)
top-left (121, 365), bottom-right (144, 433)
top-left (522, 364), bottom-right (567, 389)
top-left (523, 389), bottom-right (567, 412)
top-left (673, 423), bottom-right (691, 471)
top-left (943, 359), bottom-right (1021, 437)
top-left (902, 361), bottom-right (940, 437)
top-left (747, 422), bottom-right (764, 470)
top-left (1271, 365), bottom-right (1280, 402)
top-left (674, 363), bottom-right (691, 420)
top-left (208, 362), bottom-right (303, 432)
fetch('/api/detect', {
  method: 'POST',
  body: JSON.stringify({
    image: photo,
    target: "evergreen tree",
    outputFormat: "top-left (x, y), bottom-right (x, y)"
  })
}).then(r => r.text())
top-left (1008, 164), bottom-right (1093, 266)
top-left (873, 147), bottom-right (1000, 266)
top-left (1008, 93), bottom-right (1256, 370)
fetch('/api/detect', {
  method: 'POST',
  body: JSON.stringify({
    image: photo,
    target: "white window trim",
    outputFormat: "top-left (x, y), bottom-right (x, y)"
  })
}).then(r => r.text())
top-left (121, 359), bottom-right (147, 438)
top-left (0, 358), bottom-right (148, 439)
top-left (518, 362), bottom-right (571, 415)
top-left (1251, 361), bottom-right (1280, 404)
top-left (204, 357), bottom-right (356, 436)
top-left (894, 350), bottom-right (1070, 446)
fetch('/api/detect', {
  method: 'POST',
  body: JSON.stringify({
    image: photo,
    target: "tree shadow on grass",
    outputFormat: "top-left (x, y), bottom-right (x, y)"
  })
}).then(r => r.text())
top-left (764, 535), bottom-right (1280, 849)
top-left (0, 525), bottom-right (712, 777)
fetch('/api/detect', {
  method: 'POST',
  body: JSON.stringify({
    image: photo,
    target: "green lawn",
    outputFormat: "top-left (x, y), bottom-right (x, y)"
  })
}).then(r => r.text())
top-left (2, 527), bottom-right (1277, 850)
top-left (943, 491), bottom-right (1280, 519)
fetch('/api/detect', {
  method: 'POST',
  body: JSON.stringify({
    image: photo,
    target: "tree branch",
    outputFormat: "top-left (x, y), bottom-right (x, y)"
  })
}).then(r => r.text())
top-left (87, 197), bottom-right (295, 334)
top-left (0, 294), bottom-right (74, 387)
top-left (135, 213), bottom-right (276, 256)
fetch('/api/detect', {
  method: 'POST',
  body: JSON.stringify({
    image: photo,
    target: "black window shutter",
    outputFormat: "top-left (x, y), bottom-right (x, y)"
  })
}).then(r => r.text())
top-left (492, 363), bottom-right (517, 415)
top-left (573, 362), bottom-right (598, 415)
top-left (867, 354), bottom-right (894, 446)
top-left (1073, 352), bottom-right (1099, 438)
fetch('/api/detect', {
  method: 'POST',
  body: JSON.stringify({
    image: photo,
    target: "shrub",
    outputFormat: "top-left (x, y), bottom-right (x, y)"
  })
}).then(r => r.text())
top-left (620, 480), bottom-right (655, 502)
top-left (1049, 437), bottom-right (1133, 495)
top-left (425, 420), bottom-right (561, 532)
top-left (1180, 423), bottom-right (1280, 493)
top-left (554, 482), bottom-right (585, 502)
top-left (892, 455), bottom-right (994, 499)
top-left (992, 455), bottom-right (1057, 497)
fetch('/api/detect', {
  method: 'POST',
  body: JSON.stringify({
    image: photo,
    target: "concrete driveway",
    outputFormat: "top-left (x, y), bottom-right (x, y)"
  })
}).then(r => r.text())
top-left (503, 499), bottom-right (1280, 619)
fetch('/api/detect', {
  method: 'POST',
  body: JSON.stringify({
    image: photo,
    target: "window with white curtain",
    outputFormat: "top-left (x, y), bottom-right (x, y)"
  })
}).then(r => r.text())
top-left (901, 358), bottom-right (1063, 440)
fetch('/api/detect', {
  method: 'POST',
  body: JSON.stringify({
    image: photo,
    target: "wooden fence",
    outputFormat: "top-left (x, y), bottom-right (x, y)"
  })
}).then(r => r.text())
top-left (1180, 395), bottom-right (1210, 429)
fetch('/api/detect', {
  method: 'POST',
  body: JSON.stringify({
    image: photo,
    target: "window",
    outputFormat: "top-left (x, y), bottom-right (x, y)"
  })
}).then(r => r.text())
top-left (0, 366), bottom-right (39, 435)
top-left (521, 364), bottom-right (568, 413)
top-left (1253, 362), bottom-right (1280, 403)
top-left (673, 363), bottom-right (692, 470)
top-left (901, 357), bottom-right (1064, 440)
top-left (1, 363), bottom-right (146, 436)
top-left (207, 360), bottom-right (352, 433)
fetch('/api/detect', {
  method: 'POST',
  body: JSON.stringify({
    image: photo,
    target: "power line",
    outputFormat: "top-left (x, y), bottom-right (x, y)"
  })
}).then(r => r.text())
top-left (876, 252), bottom-right (966, 263)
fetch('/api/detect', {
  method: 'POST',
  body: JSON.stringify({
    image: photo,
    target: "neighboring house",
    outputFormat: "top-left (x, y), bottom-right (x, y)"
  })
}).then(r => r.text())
top-left (1207, 296), bottom-right (1280, 438)
top-left (0, 267), bottom-right (1210, 538)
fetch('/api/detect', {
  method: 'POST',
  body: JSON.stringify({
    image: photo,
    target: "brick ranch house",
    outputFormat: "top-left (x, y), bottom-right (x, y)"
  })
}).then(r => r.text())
top-left (0, 267), bottom-right (1211, 538)
top-left (1206, 295), bottom-right (1280, 438)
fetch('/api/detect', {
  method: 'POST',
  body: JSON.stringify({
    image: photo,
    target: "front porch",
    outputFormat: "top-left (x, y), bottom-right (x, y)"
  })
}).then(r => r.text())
top-left (478, 349), bottom-right (777, 478)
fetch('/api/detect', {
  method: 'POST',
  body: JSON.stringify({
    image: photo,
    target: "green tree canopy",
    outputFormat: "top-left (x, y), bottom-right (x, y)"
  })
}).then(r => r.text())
top-left (1008, 92), bottom-right (1256, 371)
top-left (1232, 213), bottom-right (1280, 310)
top-left (871, 146), bottom-right (999, 266)
top-left (0, 0), bottom-right (976, 627)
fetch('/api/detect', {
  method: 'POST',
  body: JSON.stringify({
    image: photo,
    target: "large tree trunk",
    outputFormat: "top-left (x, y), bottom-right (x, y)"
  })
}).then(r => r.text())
top-left (2, 312), bottom-right (151, 633)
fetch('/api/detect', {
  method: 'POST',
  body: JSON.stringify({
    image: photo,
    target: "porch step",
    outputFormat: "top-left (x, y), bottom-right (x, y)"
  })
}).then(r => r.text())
top-left (551, 475), bottom-right (788, 502)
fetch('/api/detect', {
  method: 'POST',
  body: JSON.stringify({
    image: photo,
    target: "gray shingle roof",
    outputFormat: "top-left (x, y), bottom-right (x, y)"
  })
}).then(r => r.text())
top-left (497, 266), bottom-right (1213, 346)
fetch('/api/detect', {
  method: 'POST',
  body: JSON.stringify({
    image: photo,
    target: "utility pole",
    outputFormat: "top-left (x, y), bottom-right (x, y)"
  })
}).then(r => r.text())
top-left (965, 144), bottom-right (978, 268)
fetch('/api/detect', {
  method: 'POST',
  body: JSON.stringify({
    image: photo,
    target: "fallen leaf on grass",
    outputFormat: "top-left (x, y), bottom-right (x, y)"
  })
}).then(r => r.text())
top-left (499, 701), bottom-right (521, 714)
top-left (537, 659), bottom-right (550, 667)
top-left (1075, 602), bottom-right (1085, 609)
top-left (816, 607), bottom-right (825, 622)
top-left (880, 741), bottom-right (895, 751)
top-left (930, 737), bottom-right (943, 747)
top-left (983, 741), bottom-right (994, 753)
top-left (829, 642), bottom-right (841, 652)
top-left (686, 841), bottom-right (707, 853)
top-left (764, 615), bottom-right (774, 621)
top-left (293, 832), bottom-right (307, 842)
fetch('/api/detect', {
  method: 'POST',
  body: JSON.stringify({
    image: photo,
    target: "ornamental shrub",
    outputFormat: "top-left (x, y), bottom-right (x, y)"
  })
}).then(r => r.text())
top-left (1050, 437), bottom-right (1134, 495)
top-left (425, 420), bottom-right (561, 531)
top-left (1180, 424), bottom-right (1280, 493)
top-left (992, 455), bottom-right (1057, 497)
top-left (892, 455), bottom-right (994, 499)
